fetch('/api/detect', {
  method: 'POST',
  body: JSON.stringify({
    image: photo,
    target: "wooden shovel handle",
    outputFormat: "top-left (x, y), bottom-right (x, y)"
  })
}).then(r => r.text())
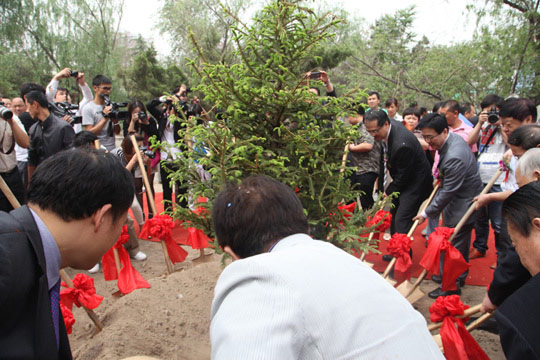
top-left (428, 304), bottom-right (482, 331)
top-left (0, 176), bottom-right (21, 209)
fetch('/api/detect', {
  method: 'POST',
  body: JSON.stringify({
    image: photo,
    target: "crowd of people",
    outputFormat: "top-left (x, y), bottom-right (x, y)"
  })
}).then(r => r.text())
top-left (0, 67), bottom-right (539, 359)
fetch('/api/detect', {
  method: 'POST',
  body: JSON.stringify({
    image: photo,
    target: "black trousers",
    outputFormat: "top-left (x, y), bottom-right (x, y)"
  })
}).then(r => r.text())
top-left (159, 162), bottom-right (187, 212)
top-left (390, 191), bottom-right (426, 235)
top-left (349, 171), bottom-right (378, 210)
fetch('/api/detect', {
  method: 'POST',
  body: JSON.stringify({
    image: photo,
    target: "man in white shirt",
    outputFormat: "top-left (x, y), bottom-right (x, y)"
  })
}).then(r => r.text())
top-left (210, 175), bottom-right (444, 359)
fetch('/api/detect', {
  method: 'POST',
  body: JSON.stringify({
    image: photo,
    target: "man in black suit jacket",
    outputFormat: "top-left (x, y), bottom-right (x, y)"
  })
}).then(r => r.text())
top-left (0, 148), bottom-right (133, 359)
top-left (364, 110), bottom-right (433, 235)
top-left (495, 180), bottom-right (540, 359)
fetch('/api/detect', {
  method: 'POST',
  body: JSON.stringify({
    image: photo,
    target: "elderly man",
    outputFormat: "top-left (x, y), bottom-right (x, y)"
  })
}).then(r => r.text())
top-left (0, 148), bottom-right (134, 358)
top-left (414, 113), bottom-right (483, 298)
top-left (210, 175), bottom-right (443, 359)
top-left (496, 179), bottom-right (540, 359)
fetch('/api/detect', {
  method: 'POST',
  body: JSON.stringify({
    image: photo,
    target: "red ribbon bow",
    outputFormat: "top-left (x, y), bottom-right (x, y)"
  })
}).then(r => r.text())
top-left (429, 296), bottom-right (489, 360)
top-left (419, 227), bottom-right (470, 291)
top-left (102, 225), bottom-right (151, 295)
top-left (60, 303), bottom-right (75, 334)
top-left (60, 273), bottom-right (103, 310)
top-left (365, 210), bottom-right (392, 232)
top-left (387, 233), bottom-right (412, 272)
top-left (140, 215), bottom-right (188, 264)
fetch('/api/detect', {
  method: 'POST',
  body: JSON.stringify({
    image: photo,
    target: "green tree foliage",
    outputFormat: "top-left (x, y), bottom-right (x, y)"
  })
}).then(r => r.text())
top-left (157, 0), bottom-right (390, 254)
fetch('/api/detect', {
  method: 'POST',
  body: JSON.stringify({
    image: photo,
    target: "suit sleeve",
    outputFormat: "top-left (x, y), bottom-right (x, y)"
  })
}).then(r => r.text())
top-left (211, 262), bottom-right (302, 359)
top-left (27, 126), bottom-right (38, 167)
top-left (488, 247), bottom-right (531, 306)
top-left (62, 125), bottom-right (76, 149)
top-left (386, 146), bottom-right (413, 195)
top-left (424, 157), bottom-right (465, 218)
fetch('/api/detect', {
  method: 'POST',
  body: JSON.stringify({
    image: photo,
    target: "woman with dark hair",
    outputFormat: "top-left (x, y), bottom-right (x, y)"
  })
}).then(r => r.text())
top-left (385, 97), bottom-right (402, 121)
top-left (496, 180), bottom-right (540, 359)
top-left (125, 99), bottom-right (159, 220)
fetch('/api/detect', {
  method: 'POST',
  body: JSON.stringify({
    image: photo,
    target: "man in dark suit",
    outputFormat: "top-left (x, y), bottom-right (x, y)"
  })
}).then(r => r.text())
top-left (414, 113), bottom-right (483, 298)
top-left (0, 148), bottom-right (133, 359)
top-left (495, 180), bottom-right (540, 359)
top-left (364, 110), bottom-right (433, 235)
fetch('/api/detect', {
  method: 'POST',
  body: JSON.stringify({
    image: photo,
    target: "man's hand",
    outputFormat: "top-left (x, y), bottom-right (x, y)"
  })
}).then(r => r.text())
top-left (102, 105), bottom-right (112, 118)
top-left (76, 72), bottom-right (86, 86)
top-left (53, 68), bottom-right (71, 81)
top-left (478, 111), bottom-right (488, 126)
top-left (481, 293), bottom-right (497, 313)
top-left (474, 194), bottom-right (491, 209)
top-left (412, 214), bottom-right (426, 224)
top-left (62, 115), bottom-right (73, 124)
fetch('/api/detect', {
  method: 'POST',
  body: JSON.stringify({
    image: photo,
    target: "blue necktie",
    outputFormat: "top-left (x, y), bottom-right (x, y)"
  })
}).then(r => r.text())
top-left (50, 279), bottom-right (61, 349)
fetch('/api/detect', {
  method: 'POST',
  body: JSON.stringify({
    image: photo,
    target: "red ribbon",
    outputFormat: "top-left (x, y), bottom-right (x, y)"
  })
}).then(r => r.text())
top-left (102, 225), bottom-right (150, 295)
top-left (60, 303), bottom-right (75, 334)
top-left (60, 273), bottom-right (103, 310)
top-left (365, 210), bottom-right (392, 232)
top-left (326, 202), bottom-right (356, 228)
top-left (419, 227), bottom-right (470, 291)
top-left (429, 296), bottom-right (489, 360)
top-left (387, 233), bottom-right (412, 272)
top-left (140, 215), bottom-right (188, 264)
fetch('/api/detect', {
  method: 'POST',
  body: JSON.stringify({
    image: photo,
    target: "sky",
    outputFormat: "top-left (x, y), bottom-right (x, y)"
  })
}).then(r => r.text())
top-left (120, 0), bottom-right (479, 59)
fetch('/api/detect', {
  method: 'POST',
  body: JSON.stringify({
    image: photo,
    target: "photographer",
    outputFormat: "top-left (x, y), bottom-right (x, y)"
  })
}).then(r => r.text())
top-left (82, 75), bottom-right (120, 151)
top-left (46, 68), bottom-right (93, 133)
top-left (468, 94), bottom-right (509, 264)
top-left (146, 86), bottom-right (190, 212)
top-left (0, 97), bottom-right (29, 211)
top-left (125, 100), bottom-right (159, 220)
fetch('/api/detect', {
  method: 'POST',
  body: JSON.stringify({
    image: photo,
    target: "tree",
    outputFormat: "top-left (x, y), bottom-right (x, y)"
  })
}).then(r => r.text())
top-left (157, 0), bottom-right (390, 255)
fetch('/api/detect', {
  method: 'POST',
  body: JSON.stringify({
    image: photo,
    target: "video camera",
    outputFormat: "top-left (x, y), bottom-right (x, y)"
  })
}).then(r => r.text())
top-left (101, 94), bottom-right (129, 122)
top-left (54, 102), bottom-right (82, 125)
top-left (0, 101), bottom-right (13, 120)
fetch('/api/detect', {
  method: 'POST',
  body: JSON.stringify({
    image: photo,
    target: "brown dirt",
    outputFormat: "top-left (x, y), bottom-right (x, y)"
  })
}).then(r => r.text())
top-left (66, 239), bottom-right (504, 360)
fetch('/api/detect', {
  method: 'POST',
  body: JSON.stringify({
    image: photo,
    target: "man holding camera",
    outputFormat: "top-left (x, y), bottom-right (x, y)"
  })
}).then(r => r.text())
top-left (82, 75), bottom-right (119, 151)
top-left (26, 91), bottom-right (75, 181)
top-left (46, 68), bottom-right (94, 134)
top-left (467, 94), bottom-right (509, 263)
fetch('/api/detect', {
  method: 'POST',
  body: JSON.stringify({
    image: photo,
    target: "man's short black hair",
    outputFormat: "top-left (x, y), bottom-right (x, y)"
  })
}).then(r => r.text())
top-left (385, 97), bottom-right (398, 108)
top-left (418, 112), bottom-right (448, 134)
top-left (480, 94), bottom-right (504, 110)
top-left (442, 100), bottom-right (460, 113)
top-left (212, 175), bottom-right (308, 258)
top-left (364, 109), bottom-right (389, 127)
top-left (309, 86), bottom-right (321, 96)
top-left (402, 107), bottom-right (421, 120)
top-left (368, 91), bottom-right (380, 99)
top-left (25, 91), bottom-right (49, 108)
top-left (503, 180), bottom-right (540, 237)
top-left (56, 87), bottom-right (70, 97)
top-left (460, 102), bottom-right (473, 114)
top-left (432, 101), bottom-right (444, 113)
top-left (92, 75), bottom-right (112, 87)
top-left (508, 125), bottom-right (540, 150)
top-left (20, 83), bottom-right (45, 100)
top-left (27, 148), bottom-right (134, 222)
top-left (73, 131), bottom-right (98, 148)
top-left (499, 97), bottom-right (537, 123)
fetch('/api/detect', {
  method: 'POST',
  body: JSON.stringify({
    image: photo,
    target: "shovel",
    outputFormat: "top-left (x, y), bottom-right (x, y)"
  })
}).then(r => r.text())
top-left (397, 168), bottom-right (503, 303)
top-left (383, 183), bottom-right (441, 287)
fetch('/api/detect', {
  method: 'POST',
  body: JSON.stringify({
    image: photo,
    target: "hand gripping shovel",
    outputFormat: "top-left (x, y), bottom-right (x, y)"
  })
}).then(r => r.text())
top-left (397, 168), bottom-right (504, 303)
top-left (382, 183), bottom-right (441, 286)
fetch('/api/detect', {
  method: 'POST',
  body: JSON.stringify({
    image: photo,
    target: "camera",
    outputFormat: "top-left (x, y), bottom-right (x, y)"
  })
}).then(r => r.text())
top-left (70, 70), bottom-right (79, 78)
top-left (309, 71), bottom-right (321, 79)
top-left (487, 106), bottom-right (499, 124)
top-left (54, 102), bottom-right (82, 125)
top-left (0, 102), bottom-right (13, 120)
top-left (101, 94), bottom-right (129, 122)
top-left (137, 111), bottom-right (147, 122)
top-left (139, 145), bottom-right (156, 159)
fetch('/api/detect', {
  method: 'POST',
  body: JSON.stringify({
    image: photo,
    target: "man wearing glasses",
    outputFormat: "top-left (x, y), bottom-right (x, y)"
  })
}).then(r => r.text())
top-left (82, 75), bottom-right (118, 150)
top-left (413, 113), bottom-right (482, 298)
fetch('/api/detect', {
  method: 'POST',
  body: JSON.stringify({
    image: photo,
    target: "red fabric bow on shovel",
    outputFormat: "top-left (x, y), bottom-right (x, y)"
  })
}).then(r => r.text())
top-left (102, 225), bottom-right (150, 294)
top-left (365, 209), bottom-right (392, 232)
top-left (387, 233), bottom-right (412, 273)
top-left (60, 303), bottom-right (76, 334)
top-left (429, 295), bottom-right (489, 360)
top-left (60, 273), bottom-right (103, 310)
top-left (420, 227), bottom-right (470, 291)
top-left (140, 215), bottom-right (188, 263)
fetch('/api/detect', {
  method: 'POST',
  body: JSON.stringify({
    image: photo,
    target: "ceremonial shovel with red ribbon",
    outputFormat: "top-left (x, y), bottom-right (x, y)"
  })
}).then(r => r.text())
top-left (428, 296), bottom-right (490, 359)
top-left (382, 182), bottom-right (440, 286)
top-left (397, 168), bottom-right (504, 303)
top-left (359, 208), bottom-right (392, 266)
